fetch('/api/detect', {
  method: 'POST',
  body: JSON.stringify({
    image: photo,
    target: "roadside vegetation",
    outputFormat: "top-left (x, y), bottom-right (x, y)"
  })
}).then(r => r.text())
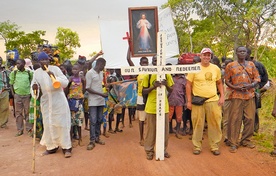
top-left (254, 81), bottom-right (276, 153)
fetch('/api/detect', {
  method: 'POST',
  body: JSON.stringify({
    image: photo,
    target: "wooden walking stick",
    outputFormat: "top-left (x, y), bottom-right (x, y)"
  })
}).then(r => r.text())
top-left (32, 90), bottom-right (37, 173)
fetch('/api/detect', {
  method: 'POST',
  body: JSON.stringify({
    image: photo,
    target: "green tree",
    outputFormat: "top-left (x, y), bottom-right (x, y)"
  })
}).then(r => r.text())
top-left (5, 30), bottom-right (46, 58)
top-left (0, 20), bottom-right (46, 58)
top-left (165, 0), bottom-right (276, 59)
top-left (193, 0), bottom-right (276, 59)
top-left (55, 27), bottom-right (81, 62)
top-left (0, 20), bottom-right (20, 44)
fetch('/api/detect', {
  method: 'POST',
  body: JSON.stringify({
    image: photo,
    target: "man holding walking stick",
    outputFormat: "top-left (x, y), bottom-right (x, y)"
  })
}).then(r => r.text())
top-left (31, 52), bottom-right (72, 158)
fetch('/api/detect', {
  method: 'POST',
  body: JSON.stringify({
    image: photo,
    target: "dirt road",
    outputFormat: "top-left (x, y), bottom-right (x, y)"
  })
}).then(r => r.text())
top-left (1, 111), bottom-right (276, 176)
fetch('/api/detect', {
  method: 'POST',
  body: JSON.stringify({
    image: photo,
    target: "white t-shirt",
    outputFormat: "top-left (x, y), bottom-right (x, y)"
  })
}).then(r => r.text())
top-left (85, 68), bottom-right (105, 106)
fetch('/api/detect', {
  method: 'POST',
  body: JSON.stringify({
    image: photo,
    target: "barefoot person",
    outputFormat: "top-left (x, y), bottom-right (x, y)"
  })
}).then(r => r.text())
top-left (32, 52), bottom-right (72, 158)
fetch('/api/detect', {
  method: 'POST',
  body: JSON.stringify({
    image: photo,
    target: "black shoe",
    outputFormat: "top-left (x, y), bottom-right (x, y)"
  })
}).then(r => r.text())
top-left (114, 129), bottom-right (123, 133)
top-left (211, 150), bottom-right (220, 156)
top-left (43, 147), bottom-right (59, 155)
top-left (164, 152), bottom-right (170, 158)
top-left (193, 150), bottom-right (201, 155)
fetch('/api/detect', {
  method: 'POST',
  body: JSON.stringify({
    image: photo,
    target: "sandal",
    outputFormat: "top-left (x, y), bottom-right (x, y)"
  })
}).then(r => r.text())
top-left (15, 130), bottom-right (23, 137)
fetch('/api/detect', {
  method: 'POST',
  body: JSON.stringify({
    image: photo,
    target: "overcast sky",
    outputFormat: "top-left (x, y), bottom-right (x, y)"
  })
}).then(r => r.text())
top-left (0, 0), bottom-right (167, 60)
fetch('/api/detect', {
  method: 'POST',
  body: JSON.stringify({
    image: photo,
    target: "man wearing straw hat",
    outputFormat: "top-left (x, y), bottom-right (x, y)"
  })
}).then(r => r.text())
top-left (32, 52), bottom-right (72, 158)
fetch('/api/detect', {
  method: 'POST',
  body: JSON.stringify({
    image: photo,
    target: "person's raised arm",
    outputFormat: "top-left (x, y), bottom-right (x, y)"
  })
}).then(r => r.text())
top-left (87, 50), bottom-right (104, 66)
top-left (127, 47), bottom-right (134, 66)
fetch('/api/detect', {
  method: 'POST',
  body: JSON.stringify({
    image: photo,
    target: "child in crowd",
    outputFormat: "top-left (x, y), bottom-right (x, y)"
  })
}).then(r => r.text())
top-left (168, 73), bottom-right (187, 139)
top-left (106, 76), bottom-right (123, 133)
top-left (65, 64), bottom-right (85, 145)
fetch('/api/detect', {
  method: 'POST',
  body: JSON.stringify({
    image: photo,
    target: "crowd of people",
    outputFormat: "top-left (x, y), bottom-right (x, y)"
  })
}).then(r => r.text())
top-left (0, 45), bottom-right (276, 160)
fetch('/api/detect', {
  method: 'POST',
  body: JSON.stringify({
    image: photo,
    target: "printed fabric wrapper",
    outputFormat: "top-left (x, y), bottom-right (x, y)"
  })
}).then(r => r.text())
top-left (29, 97), bottom-right (43, 139)
top-left (113, 80), bottom-right (137, 107)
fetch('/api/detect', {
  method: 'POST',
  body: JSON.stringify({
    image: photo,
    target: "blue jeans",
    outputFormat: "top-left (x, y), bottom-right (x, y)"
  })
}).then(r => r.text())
top-left (89, 106), bottom-right (104, 143)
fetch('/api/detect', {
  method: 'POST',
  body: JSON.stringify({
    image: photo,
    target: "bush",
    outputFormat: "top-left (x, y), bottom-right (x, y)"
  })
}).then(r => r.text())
top-left (253, 83), bottom-right (276, 153)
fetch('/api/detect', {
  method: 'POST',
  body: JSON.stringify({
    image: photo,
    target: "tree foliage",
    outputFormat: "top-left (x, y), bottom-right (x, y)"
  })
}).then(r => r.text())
top-left (1, 21), bottom-right (81, 61)
top-left (0, 20), bottom-right (20, 44)
top-left (0, 20), bottom-right (46, 59)
top-left (55, 27), bottom-right (81, 62)
top-left (165, 0), bottom-right (276, 59)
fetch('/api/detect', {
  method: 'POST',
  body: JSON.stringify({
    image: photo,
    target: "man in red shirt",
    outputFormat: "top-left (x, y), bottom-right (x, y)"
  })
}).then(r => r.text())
top-left (224, 46), bottom-right (260, 153)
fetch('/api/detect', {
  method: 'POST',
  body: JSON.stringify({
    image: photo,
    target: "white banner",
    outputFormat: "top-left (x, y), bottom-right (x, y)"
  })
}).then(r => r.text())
top-left (99, 7), bottom-right (179, 68)
top-left (158, 7), bottom-right (179, 58)
top-left (99, 20), bottom-right (130, 68)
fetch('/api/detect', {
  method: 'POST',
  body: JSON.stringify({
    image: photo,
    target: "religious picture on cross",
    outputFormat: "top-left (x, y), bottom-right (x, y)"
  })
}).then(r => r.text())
top-left (128, 6), bottom-right (158, 57)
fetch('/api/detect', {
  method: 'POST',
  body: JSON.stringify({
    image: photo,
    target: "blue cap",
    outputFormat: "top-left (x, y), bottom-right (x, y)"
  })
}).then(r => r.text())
top-left (37, 52), bottom-right (50, 60)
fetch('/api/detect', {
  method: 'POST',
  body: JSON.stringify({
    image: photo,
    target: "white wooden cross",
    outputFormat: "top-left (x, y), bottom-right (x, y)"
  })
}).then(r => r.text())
top-left (121, 32), bottom-right (200, 160)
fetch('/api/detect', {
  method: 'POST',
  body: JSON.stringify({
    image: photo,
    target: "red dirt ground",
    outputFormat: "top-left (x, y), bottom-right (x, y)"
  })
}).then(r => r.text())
top-left (1, 109), bottom-right (276, 176)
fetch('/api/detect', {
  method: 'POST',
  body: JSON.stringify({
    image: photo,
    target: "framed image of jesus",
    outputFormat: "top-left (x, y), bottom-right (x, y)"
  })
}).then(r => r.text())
top-left (128, 6), bottom-right (159, 57)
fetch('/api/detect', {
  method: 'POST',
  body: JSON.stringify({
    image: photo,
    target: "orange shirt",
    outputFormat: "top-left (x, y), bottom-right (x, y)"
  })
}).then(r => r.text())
top-left (224, 61), bottom-right (260, 100)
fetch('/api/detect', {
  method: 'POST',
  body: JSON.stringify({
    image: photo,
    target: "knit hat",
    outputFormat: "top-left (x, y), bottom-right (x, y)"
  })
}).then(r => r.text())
top-left (37, 52), bottom-right (50, 60)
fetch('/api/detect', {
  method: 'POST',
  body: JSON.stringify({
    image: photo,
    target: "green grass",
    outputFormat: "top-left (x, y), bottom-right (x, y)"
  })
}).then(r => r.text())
top-left (253, 84), bottom-right (276, 153)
